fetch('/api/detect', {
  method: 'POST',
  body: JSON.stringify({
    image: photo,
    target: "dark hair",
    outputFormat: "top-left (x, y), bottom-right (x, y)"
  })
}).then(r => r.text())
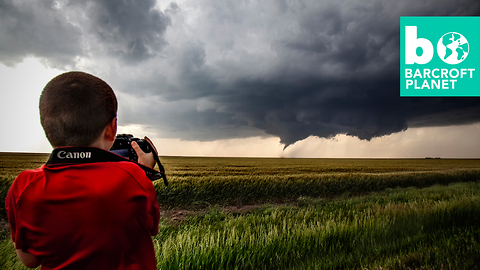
top-left (40, 71), bottom-right (118, 147)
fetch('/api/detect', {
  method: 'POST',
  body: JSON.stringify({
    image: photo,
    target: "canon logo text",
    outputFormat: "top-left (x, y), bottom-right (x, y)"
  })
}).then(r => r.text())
top-left (57, 151), bottom-right (92, 159)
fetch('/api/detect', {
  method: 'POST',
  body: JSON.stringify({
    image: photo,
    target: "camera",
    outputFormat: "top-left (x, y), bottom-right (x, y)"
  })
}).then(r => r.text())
top-left (110, 134), bottom-right (168, 185)
top-left (111, 134), bottom-right (150, 162)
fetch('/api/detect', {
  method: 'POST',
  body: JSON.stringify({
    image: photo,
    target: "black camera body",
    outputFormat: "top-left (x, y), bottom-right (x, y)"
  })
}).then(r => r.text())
top-left (110, 134), bottom-right (151, 162)
top-left (110, 134), bottom-right (168, 186)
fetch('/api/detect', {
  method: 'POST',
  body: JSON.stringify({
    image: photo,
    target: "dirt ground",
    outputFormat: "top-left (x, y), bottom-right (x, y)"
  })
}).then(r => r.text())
top-left (161, 203), bottom-right (295, 224)
top-left (160, 205), bottom-right (262, 223)
top-left (0, 219), bottom-right (9, 233)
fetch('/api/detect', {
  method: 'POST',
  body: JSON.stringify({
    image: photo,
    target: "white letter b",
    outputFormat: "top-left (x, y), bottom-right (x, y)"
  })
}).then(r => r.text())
top-left (405, 26), bottom-right (433, 65)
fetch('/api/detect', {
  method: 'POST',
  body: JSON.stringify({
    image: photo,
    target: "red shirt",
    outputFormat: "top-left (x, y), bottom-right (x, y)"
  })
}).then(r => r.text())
top-left (6, 161), bottom-right (160, 270)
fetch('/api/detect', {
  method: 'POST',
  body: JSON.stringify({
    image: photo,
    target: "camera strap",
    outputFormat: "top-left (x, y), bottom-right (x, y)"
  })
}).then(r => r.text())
top-left (45, 146), bottom-right (165, 183)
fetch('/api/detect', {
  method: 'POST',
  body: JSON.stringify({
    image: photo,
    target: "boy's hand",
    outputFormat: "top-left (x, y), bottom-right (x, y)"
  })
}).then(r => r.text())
top-left (131, 141), bottom-right (156, 168)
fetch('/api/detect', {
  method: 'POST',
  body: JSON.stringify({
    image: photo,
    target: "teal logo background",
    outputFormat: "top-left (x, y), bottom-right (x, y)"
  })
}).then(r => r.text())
top-left (400, 17), bottom-right (480, 97)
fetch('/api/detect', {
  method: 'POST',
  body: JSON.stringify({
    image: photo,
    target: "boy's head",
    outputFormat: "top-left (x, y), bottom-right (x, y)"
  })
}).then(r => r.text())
top-left (40, 71), bottom-right (118, 148)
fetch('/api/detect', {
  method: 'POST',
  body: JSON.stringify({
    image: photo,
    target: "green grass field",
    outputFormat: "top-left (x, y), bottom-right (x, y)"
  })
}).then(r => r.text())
top-left (1, 153), bottom-right (480, 269)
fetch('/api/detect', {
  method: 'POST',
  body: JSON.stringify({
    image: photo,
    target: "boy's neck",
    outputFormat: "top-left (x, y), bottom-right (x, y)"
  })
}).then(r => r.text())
top-left (89, 138), bottom-right (114, 151)
top-left (89, 117), bottom-right (117, 151)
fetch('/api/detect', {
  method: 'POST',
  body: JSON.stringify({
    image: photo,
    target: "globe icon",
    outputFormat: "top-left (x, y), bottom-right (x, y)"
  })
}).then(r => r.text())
top-left (437, 32), bottom-right (469, 64)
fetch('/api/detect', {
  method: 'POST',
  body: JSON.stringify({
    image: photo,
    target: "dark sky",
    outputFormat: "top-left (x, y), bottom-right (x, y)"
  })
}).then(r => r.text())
top-left (1, 0), bottom-right (479, 148)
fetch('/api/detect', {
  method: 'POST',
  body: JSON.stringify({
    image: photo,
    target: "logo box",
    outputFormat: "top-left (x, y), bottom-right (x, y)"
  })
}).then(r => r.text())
top-left (400, 16), bottom-right (480, 97)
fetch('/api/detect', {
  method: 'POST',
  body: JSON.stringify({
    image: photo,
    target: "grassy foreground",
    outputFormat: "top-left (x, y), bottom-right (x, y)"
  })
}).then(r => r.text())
top-left (1, 154), bottom-right (480, 269)
top-left (154, 182), bottom-right (480, 269)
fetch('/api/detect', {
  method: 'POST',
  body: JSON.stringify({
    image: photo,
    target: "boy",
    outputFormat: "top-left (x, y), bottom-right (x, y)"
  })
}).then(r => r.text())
top-left (5, 71), bottom-right (160, 269)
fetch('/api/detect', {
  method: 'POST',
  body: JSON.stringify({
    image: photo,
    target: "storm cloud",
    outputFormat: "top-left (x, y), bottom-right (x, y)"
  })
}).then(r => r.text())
top-left (0, 0), bottom-right (169, 66)
top-left (1, 0), bottom-right (479, 148)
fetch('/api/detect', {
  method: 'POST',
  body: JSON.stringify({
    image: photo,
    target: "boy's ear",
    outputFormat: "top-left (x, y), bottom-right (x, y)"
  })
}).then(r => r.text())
top-left (105, 118), bottom-right (117, 141)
